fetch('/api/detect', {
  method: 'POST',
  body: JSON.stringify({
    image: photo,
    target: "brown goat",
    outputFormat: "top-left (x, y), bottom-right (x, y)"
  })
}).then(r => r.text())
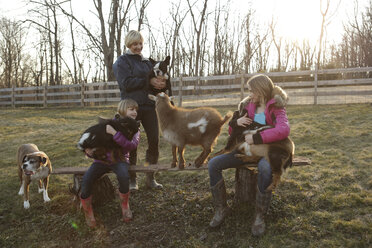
top-left (148, 93), bottom-right (231, 169)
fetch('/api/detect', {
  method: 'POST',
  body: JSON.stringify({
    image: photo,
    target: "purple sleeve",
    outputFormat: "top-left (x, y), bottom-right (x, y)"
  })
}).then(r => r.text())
top-left (259, 108), bottom-right (290, 143)
top-left (112, 131), bottom-right (140, 152)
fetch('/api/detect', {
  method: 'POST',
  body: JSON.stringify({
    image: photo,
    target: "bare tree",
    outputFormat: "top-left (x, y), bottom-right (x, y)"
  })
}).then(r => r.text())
top-left (213, 0), bottom-right (230, 75)
top-left (241, 9), bottom-right (269, 73)
top-left (136, 0), bottom-right (151, 31)
top-left (316, 0), bottom-right (341, 68)
top-left (66, 0), bottom-right (77, 84)
top-left (254, 32), bottom-right (272, 72)
top-left (186, 0), bottom-right (209, 76)
top-left (0, 18), bottom-right (27, 88)
top-left (282, 40), bottom-right (296, 71)
top-left (347, 0), bottom-right (372, 67)
top-left (55, 0), bottom-right (141, 81)
top-left (270, 19), bottom-right (283, 71)
top-left (167, 1), bottom-right (188, 77)
top-left (27, 0), bottom-right (64, 85)
top-left (296, 39), bottom-right (316, 70)
top-left (115, 0), bottom-right (133, 57)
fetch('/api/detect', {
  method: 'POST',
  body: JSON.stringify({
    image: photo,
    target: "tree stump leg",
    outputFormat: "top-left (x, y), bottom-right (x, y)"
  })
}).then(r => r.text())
top-left (234, 167), bottom-right (258, 204)
top-left (69, 174), bottom-right (116, 208)
top-left (91, 175), bottom-right (116, 207)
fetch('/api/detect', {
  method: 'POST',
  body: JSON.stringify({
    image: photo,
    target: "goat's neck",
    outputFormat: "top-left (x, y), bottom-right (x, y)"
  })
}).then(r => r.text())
top-left (157, 103), bottom-right (175, 129)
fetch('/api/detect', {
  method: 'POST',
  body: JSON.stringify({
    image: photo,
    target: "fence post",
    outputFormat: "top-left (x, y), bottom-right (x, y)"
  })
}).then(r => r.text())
top-left (240, 74), bottom-right (245, 100)
top-left (178, 76), bottom-right (183, 107)
top-left (81, 82), bottom-right (85, 107)
top-left (43, 84), bottom-right (47, 107)
top-left (196, 76), bottom-right (200, 96)
top-left (314, 66), bottom-right (318, 105)
top-left (103, 81), bottom-right (107, 104)
top-left (11, 85), bottom-right (15, 108)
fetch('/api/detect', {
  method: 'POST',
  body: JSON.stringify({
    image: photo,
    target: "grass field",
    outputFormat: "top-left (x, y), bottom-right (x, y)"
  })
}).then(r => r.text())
top-left (0, 103), bottom-right (371, 248)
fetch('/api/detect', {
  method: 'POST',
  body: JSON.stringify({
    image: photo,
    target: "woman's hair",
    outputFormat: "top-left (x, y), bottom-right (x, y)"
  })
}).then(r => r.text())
top-left (125, 30), bottom-right (144, 48)
top-left (117, 99), bottom-right (138, 117)
top-left (247, 74), bottom-right (275, 103)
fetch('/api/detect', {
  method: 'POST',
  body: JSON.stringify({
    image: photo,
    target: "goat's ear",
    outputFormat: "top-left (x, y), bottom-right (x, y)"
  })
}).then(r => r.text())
top-left (169, 96), bottom-right (175, 101)
top-left (98, 116), bottom-right (109, 123)
top-left (164, 56), bottom-right (170, 65)
top-left (148, 94), bottom-right (157, 101)
top-left (149, 57), bottom-right (156, 65)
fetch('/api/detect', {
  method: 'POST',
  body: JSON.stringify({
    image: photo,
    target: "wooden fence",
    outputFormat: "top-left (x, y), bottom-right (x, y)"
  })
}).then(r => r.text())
top-left (0, 67), bottom-right (371, 108)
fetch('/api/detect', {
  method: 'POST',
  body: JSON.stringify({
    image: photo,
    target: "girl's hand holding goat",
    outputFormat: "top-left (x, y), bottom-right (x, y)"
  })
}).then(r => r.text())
top-left (106, 125), bottom-right (117, 136)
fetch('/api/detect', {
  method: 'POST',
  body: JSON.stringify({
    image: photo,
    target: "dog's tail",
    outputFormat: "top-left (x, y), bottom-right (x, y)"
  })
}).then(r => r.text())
top-left (268, 145), bottom-right (292, 174)
top-left (221, 111), bottom-right (233, 125)
top-left (283, 152), bottom-right (293, 170)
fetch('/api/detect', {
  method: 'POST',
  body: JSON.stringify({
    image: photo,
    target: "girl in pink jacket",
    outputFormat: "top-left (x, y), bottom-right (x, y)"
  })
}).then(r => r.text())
top-left (80, 99), bottom-right (140, 228)
top-left (207, 74), bottom-right (290, 236)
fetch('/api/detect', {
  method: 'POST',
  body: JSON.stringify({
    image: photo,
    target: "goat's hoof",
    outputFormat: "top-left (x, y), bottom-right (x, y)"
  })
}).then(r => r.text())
top-left (179, 164), bottom-right (185, 170)
top-left (171, 162), bottom-right (177, 168)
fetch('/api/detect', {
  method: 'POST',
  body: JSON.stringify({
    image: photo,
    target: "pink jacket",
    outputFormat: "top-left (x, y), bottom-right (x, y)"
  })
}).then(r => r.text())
top-left (235, 86), bottom-right (290, 144)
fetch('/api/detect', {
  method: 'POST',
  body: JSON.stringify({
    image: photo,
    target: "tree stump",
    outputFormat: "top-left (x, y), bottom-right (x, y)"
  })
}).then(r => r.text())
top-left (234, 167), bottom-right (258, 204)
top-left (70, 174), bottom-right (116, 207)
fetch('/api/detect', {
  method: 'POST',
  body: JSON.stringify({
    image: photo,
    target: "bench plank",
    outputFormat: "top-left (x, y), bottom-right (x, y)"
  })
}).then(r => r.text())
top-left (52, 156), bottom-right (311, 175)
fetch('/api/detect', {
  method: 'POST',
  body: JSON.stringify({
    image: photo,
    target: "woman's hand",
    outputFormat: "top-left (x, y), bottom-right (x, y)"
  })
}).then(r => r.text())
top-left (150, 77), bottom-right (166, 90)
top-left (245, 134), bottom-right (254, 144)
top-left (237, 113), bottom-right (252, 127)
top-left (106, 125), bottom-right (117, 136)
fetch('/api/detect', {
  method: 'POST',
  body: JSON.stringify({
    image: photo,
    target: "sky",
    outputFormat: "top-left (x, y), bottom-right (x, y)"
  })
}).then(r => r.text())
top-left (0, 0), bottom-right (370, 45)
top-left (0, 0), bottom-right (370, 67)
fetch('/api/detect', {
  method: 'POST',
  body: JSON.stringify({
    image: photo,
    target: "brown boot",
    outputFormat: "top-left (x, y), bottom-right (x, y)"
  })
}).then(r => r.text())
top-left (119, 192), bottom-right (133, 222)
top-left (145, 172), bottom-right (163, 189)
top-left (80, 195), bottom-right (96, 228)
top-left (251, 187), bottom-right (272, 236)
top-left (209, 179), bottom-right (229, 227)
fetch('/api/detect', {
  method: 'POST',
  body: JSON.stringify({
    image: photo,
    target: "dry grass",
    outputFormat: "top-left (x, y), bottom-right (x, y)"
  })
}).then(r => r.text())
top-left (0, 103), bottom-right (371, 248)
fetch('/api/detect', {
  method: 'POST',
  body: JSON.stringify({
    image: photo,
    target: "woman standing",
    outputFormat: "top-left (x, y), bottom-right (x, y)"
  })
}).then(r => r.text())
top-left (113, 30), bottom-right (167, 190)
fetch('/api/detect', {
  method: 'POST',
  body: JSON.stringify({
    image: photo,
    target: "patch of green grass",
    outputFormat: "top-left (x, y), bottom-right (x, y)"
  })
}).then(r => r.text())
top-left (0, 103), bottom-right (371, 247)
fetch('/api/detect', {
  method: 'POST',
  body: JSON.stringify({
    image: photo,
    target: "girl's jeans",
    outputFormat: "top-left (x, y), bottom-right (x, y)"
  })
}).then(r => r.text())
top-left (208, 151), bottom-right (272, 193)
top-left (80, 161), bottom-right (130, 199)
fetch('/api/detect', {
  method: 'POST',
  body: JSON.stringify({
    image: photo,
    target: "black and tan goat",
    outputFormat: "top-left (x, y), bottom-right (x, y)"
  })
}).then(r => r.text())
top-left (148, 93), bottom-right (231, 169)
top-left (234, 128), bottom-right (295, 191)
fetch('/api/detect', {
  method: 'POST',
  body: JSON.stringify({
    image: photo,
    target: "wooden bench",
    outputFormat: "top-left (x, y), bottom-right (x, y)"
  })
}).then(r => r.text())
top-left (52, 156), bottom-right (311, 205)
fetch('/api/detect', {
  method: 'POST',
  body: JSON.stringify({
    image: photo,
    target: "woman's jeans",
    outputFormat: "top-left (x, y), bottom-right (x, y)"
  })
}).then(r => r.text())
top-left (208, 151), bottom-right (272, 193)
top-left (80, 161), bottom-right (130, 199)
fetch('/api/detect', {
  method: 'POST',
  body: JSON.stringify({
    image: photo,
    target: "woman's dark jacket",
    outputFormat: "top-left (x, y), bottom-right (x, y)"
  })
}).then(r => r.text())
top-left (113, 52), bottom-right (154, 107)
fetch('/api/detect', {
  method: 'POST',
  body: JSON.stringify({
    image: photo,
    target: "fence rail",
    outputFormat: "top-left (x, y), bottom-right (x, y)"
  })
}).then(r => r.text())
top-left (1, 67), bottom-right (371, 107)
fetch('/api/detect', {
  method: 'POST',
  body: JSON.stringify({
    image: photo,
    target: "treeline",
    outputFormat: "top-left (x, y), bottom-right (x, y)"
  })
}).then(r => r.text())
top-left (0, 0), bottom-right (371, 89)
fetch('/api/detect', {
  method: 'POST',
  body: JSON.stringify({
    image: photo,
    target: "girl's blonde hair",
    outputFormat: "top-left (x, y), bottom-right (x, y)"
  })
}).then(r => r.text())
top-left (125, 30), bottom-right (144, 48)
top-left (117, 99), bottom-right (138, 117)
top-left (247, 74), bottom-right (274, 103)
